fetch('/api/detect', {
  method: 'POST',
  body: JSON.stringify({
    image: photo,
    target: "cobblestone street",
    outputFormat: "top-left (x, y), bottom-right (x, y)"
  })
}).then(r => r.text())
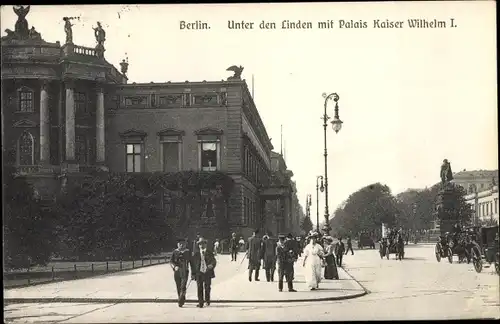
top-left (4, 245), bottom-right (499, 322)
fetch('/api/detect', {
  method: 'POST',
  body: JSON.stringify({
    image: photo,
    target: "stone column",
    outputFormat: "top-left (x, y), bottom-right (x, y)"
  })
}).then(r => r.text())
top-left (65, 79), bottom-right (76, 161)
top-left (96, 86), bottom-right (105, 163)
top-left (39, 80), bottom-right (50, 164)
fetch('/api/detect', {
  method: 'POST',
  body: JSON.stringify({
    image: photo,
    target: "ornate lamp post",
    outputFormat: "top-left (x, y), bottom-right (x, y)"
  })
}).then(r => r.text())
top-left (316, 176), bottom-right (324, 232)
top-left (321, 92), bottom-right (343, 235)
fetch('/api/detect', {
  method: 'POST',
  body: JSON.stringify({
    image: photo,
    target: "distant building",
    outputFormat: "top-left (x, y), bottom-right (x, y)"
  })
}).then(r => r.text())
top-left (464, 186), bottom-right (499, 225)
top-left (452, 169), bottom-right (499, 194)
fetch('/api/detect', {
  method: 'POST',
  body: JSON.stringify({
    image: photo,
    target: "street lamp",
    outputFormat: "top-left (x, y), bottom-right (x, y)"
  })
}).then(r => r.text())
top-left (321, 92), bottom-right (343, 236)
top-left (316, 175), bottom-right (324, 233)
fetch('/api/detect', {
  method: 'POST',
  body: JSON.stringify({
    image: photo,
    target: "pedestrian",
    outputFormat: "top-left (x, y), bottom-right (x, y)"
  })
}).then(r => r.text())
top-left (323, 237), bottom-right (339, 280)
top-left (229, 233), bottom-right (238, 261)
top-left (276, 233), bottom-right (297, 292)
top-left (192, 232), bottom-right (201, 256)
top-left (335, 237), bottom-right (345, 267)
top-left (170, 238), bottom-right (191, 307)
top-left (285, 233), bottom-right (298, 281)
top-left (213, 239), bottom-right (220, 257)
top-left (302, 232), bottom-right (324, 290)
top-left (239, 237), bottom-right (245, 252)
top-left (191, 237), bottom-right (217, 308)
top-left (247, 228), bottom-right (263, 282)
top-left (262, 234), bottom-right (277, 282)
top-left (345, 236), bottom-right (354, 255)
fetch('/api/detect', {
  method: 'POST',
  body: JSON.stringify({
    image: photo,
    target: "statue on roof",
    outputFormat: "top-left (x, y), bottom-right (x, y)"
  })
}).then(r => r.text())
top-left (226, 65), bottom-right (244, 80)
top-left (63, 17), bottom-right (74, 44)
top-left (13, 5), bottom-right (30, 37)
top-left (93, 21), bottom-right (106, 47)
top-left (28, 26), bottom-right (41, 40)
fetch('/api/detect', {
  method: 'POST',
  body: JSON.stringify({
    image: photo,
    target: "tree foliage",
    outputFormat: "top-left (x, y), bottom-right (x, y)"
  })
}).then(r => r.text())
top-left (4, 169), bottom-right (56, 269)
top-left (300, 216), bottom-right (313, 234)
top-left (395, 184), bottom-right (440, 231)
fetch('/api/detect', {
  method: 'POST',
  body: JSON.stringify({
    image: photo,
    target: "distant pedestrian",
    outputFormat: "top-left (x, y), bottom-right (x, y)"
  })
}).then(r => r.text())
top-left (247, 229), bottom-right (263, 282)
top-left (239, 237), bottom-right (245, 252)
top-left (213, 239), bottom-right (220, 256)
top-left (277, 233), bottom-right (297, 292)
top-left (192, 233), bottom-right (201, 256)
top-left (303, 232), bottom-right (324, 290)
top-left (335, 238), bottom-right (345, 267)
top-left (170, 238), bottom-right (191, 307)
top-left (262, 234), bottom-right (277, 282)
top-left (345, 236), bottom-right (354, 255)
top-left (191, 237), bottom-right (217, 308)
top-left (229, 233), bottom-right (238, 261)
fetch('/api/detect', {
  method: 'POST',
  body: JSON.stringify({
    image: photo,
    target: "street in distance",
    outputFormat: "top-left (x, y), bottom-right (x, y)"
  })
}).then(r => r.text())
top-left (179, 19), bottom-right (456, 30)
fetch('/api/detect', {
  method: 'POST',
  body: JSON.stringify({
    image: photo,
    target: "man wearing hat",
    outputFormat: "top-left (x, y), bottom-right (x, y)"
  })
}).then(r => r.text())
top-left (247, 228), bottom-right (263, 282)
top-left (229, 232), bottom-right (238, 261)
top-left (170, 238), bottom-right (192, 307)
top-left (261, 234), bottom-right (277, 282)
top-left (276, 233), bottom-right (297, 292)
top-left (191, 237), bottom-right (217, 308)
top-left (192, 233), bottom-right (201, 256)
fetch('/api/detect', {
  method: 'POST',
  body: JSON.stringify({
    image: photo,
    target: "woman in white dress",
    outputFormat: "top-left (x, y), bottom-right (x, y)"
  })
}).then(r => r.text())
top-left (302, 232), bottom-right (325, 290)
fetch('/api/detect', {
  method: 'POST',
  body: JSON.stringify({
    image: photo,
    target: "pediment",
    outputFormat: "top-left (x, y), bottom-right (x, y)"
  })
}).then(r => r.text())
top-left (119, 129), bottom-right (147, 138)
top-left (194, 127), bottom-right (223, 136)
top-left (13, 119), bottom-right (38, 128)
top-left (17, 85), bottom-right (34, 93)
top-left (157, 128), bottom-right (185, 136)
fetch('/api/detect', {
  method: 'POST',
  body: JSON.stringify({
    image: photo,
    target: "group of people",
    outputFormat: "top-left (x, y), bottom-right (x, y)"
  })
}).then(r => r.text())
top-left (169, 230), bottom-right (356, 308)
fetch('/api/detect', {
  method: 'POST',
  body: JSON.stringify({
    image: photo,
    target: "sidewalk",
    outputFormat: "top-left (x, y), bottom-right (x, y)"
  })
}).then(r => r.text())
top-left (4, 255), bottom-right (366, 303)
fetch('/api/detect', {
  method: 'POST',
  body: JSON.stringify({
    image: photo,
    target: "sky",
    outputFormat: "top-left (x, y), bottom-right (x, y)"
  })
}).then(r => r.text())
top-left (2, 2), bottom-right (497, 227)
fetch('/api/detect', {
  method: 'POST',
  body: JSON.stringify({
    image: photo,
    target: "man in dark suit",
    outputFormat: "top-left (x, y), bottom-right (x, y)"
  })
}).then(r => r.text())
top-left (262, 234), bottom-right (277, 282)
top-left (192, 232), bottom-right (201, 256)
top-left (247, 228), bottom-right (263, 282)
top-left (276, 233), bottom-right (297, 292)
top-left (229, 232), bottom-right (238, 261)
top-left (170, 238), bottom-right (191, 307)
top-left (336, 238), bottom-right (345, 267)
top-left (191, 237), bottom-right (217, 308)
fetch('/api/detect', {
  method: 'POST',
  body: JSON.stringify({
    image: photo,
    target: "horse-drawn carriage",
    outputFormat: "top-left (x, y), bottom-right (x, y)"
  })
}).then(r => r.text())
top-left (435, 226), bottom-right (472, 263)
top-left (470, 225), bottom-right (499, 275)
top-left (379, 233), bottom-right (405, 260)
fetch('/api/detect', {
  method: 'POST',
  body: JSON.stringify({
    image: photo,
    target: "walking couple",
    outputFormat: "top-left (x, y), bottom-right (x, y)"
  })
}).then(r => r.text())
top-left (302, 232), bottom-right (339, 290)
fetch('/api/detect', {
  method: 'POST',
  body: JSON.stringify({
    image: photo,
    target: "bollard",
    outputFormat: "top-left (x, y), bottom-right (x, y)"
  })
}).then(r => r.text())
top-left (91, 264), bottom-right (94, 273)
top-left (132, 260), bottom-right (135, 269)
top-left (106, 261), bottom-right (109, 272)
top-left (120, 261), bottom-right (123, 270)
top-left (51, 266), bottom-right (55, 281)
top-left (27, 267), bottom-right (30, 285)
top-left (142, 259), bottom-right (144, 267)
top-left (74, 264), bottom-right (77, 278)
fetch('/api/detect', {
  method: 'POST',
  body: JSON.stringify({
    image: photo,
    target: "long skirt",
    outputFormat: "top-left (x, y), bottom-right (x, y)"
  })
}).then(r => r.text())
top-left (324, 254), bottom-right (339, 280)
top-left (304, 255), bottom-right (322, 289)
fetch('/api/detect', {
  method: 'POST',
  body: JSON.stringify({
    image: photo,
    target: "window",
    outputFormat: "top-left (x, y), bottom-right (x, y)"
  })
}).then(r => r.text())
top-left (17, 131), bottom-right (34, 165)
top-left (198, 135), bottom-right (220, 171)
top-left (75, 92), bottom-right (87, 114)
top-left (75, 135), bottom-right (88, 164)
top-left (126, 144), bottom-right (142, 172)
top-left (18, 90), bottom-right (34, 112)
top-left (160, 135), bottom-right (181, 172)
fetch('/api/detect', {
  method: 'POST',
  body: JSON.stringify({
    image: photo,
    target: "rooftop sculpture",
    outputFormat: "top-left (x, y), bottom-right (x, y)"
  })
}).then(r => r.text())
top-left (226, 65), bottom-right (244, 80)
top-left (2, 5), bottom-right (43, 42)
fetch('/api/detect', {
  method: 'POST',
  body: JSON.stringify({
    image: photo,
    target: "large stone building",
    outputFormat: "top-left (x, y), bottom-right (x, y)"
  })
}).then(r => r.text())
top-left (1, 6), bottom-right (302, 240)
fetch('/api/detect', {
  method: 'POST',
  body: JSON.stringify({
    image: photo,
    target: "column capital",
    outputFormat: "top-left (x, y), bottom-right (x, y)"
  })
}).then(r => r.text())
top-left (63, 78), bottom-right (76, 89)
top-left (40, 79), bottom-right (51, 91)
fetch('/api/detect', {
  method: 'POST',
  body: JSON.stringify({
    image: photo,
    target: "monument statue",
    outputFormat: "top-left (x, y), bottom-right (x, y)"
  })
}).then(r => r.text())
top-left (63, 17), bottom-right (74, 44)
top-left (28, 26), bottom-right (41, 40)
top-left (440, 159), bottom-right (454, 185)
top-left (93, 21), bottom-right (106, 47)
top-left (13, 5), bottom-right (30, 36)
top-left (120, 57), bottom-right (129, 75)
top-left (226, 65), bottom-right (244, 80)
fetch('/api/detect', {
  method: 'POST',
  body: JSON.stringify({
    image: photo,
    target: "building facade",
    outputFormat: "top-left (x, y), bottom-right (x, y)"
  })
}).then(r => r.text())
top-left (452, 169), bottom-right (499, 195)
top-left (1, 6), bottom-right (302, 240)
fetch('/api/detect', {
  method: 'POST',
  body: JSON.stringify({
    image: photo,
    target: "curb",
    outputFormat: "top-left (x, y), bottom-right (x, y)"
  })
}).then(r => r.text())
top-left (3, 291), bottom-right (367, 305)
top-left (341, 266), bottom-right (371, 295)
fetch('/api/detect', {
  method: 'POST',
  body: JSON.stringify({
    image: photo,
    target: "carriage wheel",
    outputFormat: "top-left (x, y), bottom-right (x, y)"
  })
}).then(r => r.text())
top-left (435, 244), bottom-right (441, 262)
top-left (472, 248), bottom-right (482, 273)
top-left (447, 248), bottom-right (453, 263)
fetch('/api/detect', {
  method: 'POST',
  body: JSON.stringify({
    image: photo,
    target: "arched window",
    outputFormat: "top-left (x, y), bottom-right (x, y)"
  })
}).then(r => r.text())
top-left (17, 131), bottom-right (34, 165)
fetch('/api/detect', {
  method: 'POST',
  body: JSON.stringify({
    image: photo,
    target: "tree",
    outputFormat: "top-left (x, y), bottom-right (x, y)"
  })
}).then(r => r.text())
top-left (300, 216), bottom-right (313, 235)
top-left (4, 170), bottom-right (56, 269)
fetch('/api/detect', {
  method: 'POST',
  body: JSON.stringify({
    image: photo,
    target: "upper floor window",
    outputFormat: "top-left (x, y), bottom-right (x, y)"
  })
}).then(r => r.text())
top-left (119, 129), bottom-right (147, 173)
top-left (75, 92), bottom-right (87, 114)
top-left (17, 131), bottom-right (34, 165)
top-left (195, 128), bottom-right (223, 172)
top-left (75, 135), bottom-right (88, 164)
top-left (17, 87), bottom-right (34, 112)
top-left (158, 129), bottom-right (184, 173)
